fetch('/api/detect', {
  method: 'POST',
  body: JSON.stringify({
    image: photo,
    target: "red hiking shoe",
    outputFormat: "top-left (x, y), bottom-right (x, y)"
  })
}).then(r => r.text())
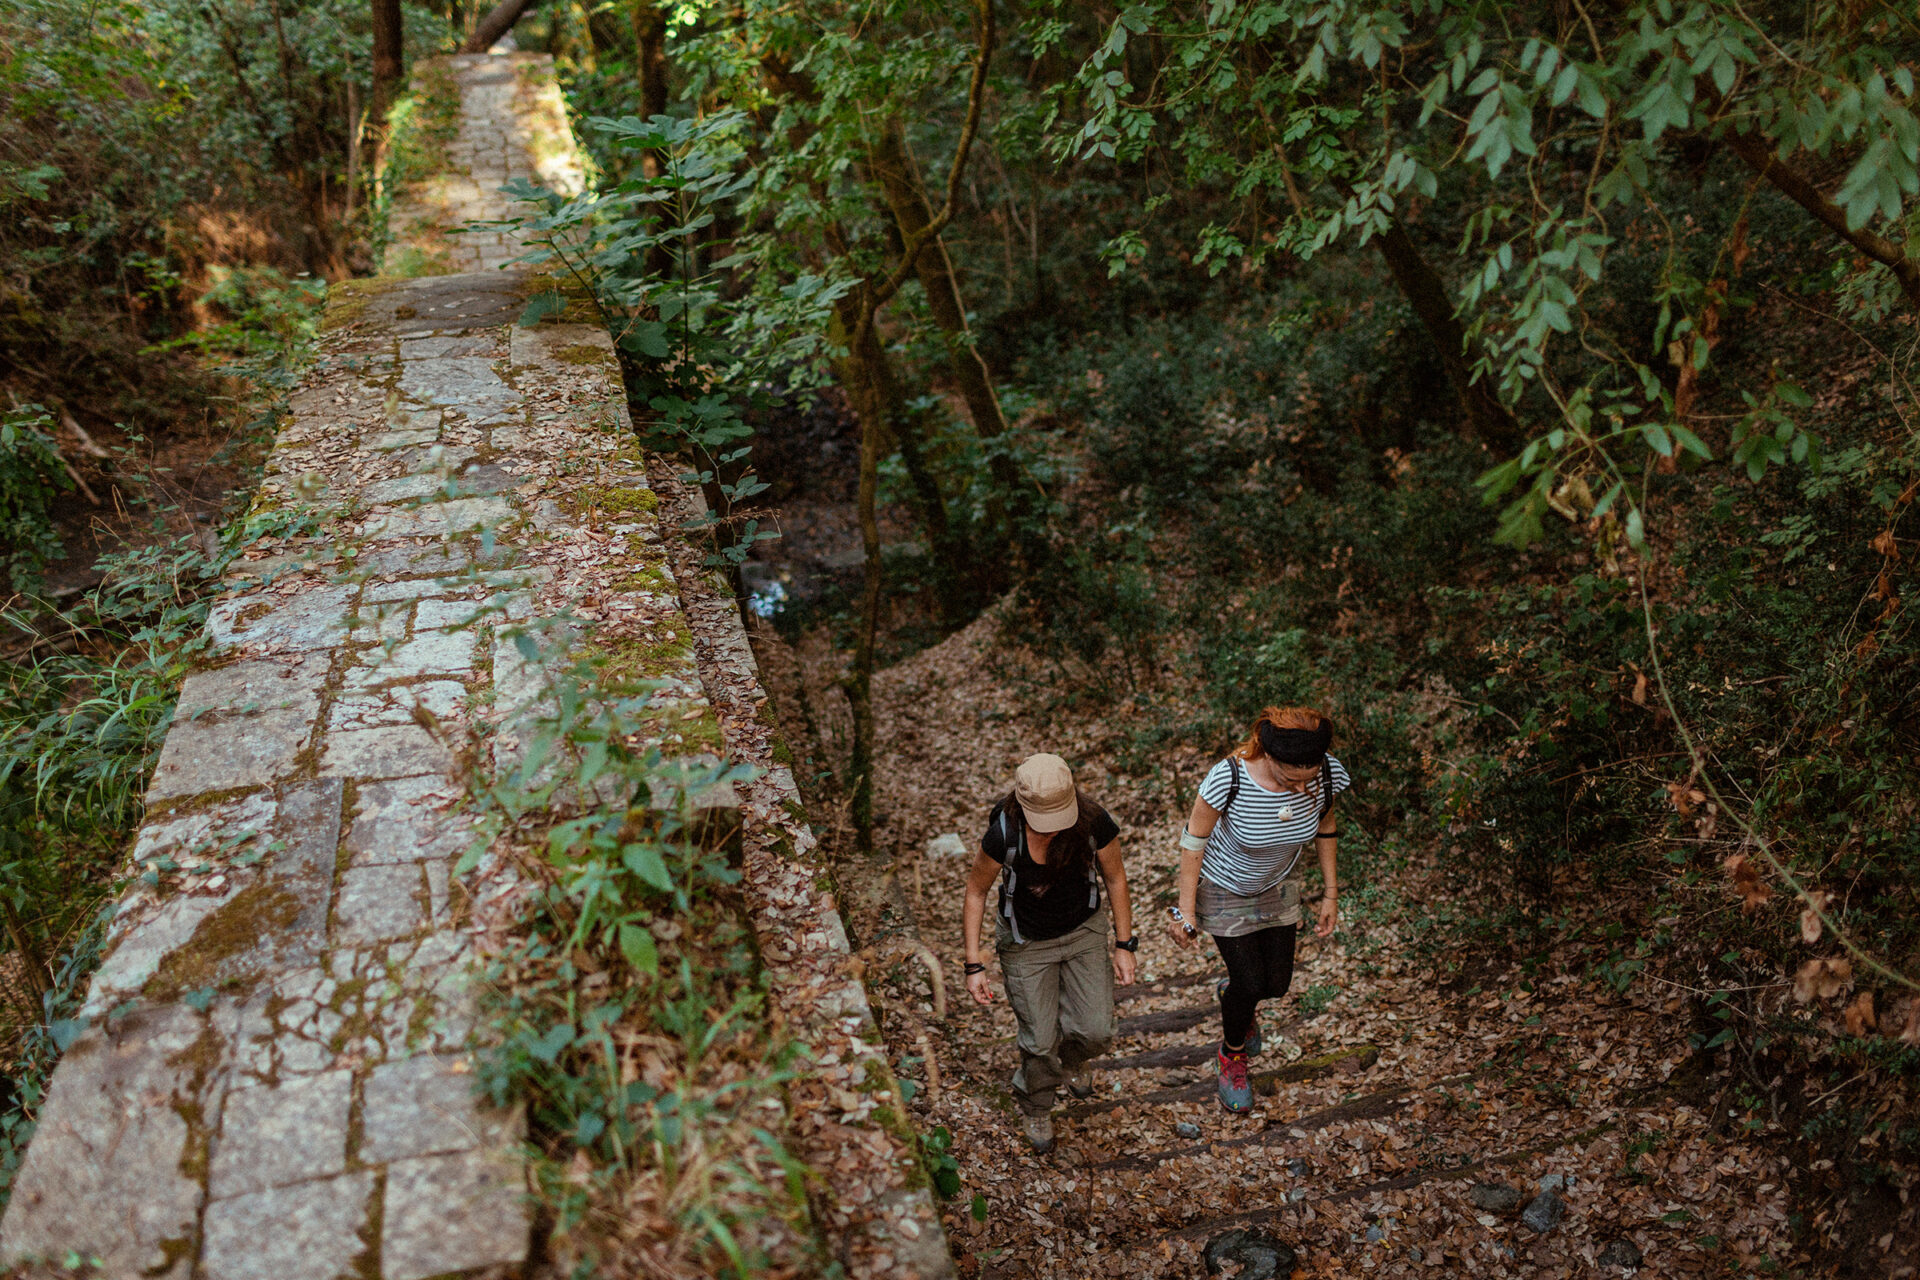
top-left (1216, 1044), bottom-right (1253, 1112)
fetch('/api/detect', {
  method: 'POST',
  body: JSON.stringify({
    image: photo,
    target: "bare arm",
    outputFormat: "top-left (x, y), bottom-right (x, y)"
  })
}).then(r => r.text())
top-left (1169, 794), bottom-right (1222, 951)
top-left (962, 849), bottom-right (1001, 1004)
top-left (1314, 805), bottom-right (1339, 938)
top-left (1096, 838), bottom-right (1137, 985)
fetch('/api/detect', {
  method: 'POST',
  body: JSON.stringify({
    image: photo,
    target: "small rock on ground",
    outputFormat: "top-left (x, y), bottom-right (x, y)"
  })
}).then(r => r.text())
top-left (1470, 1183), bottom-right (1523, 1214)
top-left (1598, 1238), bottom-right (1643, 1268)
top-left (1176, 1122), bottom-right (1201, 1139)
top-left (1203, 1228), bottom-right (1297, 1280)
top-left (1520, 1189), bottom-right (1567, 1234)
top-left (924, 833), bottom-right (969, 859)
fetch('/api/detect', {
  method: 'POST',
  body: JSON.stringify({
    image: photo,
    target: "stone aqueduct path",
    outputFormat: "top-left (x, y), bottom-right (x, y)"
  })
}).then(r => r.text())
top-left (0, 54), bottom-right (950, 1280)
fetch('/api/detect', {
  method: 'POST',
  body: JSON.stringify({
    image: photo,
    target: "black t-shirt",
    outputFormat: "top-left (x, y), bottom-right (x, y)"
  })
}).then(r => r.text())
top-left (981, 799), bottom-right (1122, 942)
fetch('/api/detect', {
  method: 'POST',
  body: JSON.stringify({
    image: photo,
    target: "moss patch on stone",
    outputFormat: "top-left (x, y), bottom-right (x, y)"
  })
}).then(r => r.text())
top-left (146, 880), bottom-right (302, 1000)
top-left (552, 343), bottom-right (615, 368)
top-left (320, 277), bottom-right (407, 333)
top-left (565, 485), bottom-right (659, 519)
top-left (610, 563), bottom-right (673, 594)
top-left (590, 632), bottom-right (693, 685)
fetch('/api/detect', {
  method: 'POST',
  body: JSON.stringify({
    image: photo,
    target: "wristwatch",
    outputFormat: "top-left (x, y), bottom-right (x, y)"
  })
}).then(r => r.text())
top-left (1114, 936), bottom-right (1139, 952)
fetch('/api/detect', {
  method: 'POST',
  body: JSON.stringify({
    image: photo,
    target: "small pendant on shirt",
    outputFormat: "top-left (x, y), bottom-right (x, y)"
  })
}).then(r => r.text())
top-left (1277, 805), bottom-right (1293, 820)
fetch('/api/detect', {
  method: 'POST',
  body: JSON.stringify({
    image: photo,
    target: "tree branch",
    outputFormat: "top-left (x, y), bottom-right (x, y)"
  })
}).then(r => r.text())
top-left (1718, 126), bottom-right (1920, 308)
top-left (863, 0), bottom-right (996, 317)
top-left (462, 0), bottom-right (538, 54)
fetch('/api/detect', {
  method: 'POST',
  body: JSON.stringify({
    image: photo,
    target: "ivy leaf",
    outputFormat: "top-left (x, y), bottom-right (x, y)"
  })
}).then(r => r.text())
top-left (528, 1022), bottom-right (575, 1064)
top-left (47, 1019), bottom-right (87, 1052)
top-left (623, 842), bottom-right (674, 892)
top-left (619, 922), bottom-right (659, 976)
top-left (517, 290), bottom-right (566, 328)
top-left (619, 320), bottom-right (672, 358)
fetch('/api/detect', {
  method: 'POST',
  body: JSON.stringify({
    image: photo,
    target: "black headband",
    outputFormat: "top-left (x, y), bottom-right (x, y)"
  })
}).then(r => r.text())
top-left (1258, 717), bottom-right (1331, 765)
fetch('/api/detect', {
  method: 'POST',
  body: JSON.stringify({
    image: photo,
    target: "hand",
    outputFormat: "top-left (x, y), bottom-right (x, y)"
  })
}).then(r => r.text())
top-left (1113, 947), bottom-right (1137, 986)
top-left (1316, 894), bottom-right (1338, 939)
top-left (966, 968), bottom-right (995, 1005)
top-left (1165, 915), bottom-right (1202, 952)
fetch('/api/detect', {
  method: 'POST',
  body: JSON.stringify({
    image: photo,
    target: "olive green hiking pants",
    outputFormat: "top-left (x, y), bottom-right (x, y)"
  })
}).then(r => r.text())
top-left (996, 906), bottom-right (1115, 1114)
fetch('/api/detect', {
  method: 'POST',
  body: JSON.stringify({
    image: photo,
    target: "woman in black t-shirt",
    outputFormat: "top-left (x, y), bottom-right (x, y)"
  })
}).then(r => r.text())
top-left (962, 754), bottom-right (1136, 1154)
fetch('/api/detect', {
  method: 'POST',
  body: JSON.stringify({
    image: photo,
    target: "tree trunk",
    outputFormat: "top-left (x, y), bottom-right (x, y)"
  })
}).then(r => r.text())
top-left (633, 1), bottom-right (669, 120)
top-left (462, 0), bottom-right (538, 53)
top-left (843, 331), bottom-right (886, 856)
top-left (871, 118), bottom-right (1014, 451)
top-left (830, 300), bottom-right (967, 616)
top-left (1372, 217), bottom-right (1525, 452)
top-left (368, 0), bottom-right (404, 188)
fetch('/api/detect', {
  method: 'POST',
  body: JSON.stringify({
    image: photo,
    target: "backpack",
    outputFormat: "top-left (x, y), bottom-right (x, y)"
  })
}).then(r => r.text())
top-left (993, 803), bottom-right (1099, 945)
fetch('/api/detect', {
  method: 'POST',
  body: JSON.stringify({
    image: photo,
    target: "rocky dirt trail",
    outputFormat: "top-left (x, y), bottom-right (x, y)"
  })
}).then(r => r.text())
top-left (836, 610), bottom-right (1805, 1279)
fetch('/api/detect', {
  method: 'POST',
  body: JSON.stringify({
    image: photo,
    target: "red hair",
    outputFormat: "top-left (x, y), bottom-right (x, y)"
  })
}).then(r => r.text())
top-left (1235, 706), bottom-right (1328, 792)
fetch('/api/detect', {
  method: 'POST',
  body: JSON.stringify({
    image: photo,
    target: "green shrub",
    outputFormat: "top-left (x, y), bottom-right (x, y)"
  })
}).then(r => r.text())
top-left (0, 405), bottom-right (69, 594)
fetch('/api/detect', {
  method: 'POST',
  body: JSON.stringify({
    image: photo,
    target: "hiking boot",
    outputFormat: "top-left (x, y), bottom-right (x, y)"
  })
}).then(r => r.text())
top-left (1065, 1063), bottom-right (1093, 1099)
top-left (1216, 1044), bottom-right (1253, 1113)
top-left (1021, 1111), bottom-right (1056, 1154)
top-left (1217, 977), bottom-right (1262, 1057)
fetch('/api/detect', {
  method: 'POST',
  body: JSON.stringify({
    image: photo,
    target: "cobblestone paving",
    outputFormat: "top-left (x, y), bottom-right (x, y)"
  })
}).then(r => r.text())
top-left (1, 49), bottom-right (954, 1280)
top-left (383, 53), bottom-right (582, 275)
top-left (0, 56), bottom-right (672, 1280)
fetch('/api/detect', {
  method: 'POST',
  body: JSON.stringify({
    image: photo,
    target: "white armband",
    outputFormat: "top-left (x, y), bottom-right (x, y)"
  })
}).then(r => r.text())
top-left (1179, 829), bottom-right (1207, 852)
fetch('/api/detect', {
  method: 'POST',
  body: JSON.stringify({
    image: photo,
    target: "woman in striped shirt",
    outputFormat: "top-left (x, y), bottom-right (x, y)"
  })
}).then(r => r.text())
top-left (1165, 706), bottom-right (1349, 1112)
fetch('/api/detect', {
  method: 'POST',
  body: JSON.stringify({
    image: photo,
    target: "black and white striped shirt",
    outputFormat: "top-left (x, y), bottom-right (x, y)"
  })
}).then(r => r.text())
top-left (1198, 755), bottom-right (1351, 896)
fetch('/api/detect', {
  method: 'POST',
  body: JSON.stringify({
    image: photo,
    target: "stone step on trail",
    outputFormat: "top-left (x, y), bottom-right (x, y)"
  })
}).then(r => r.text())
top-left (1060, 1045), bottom-right (1379, 1119)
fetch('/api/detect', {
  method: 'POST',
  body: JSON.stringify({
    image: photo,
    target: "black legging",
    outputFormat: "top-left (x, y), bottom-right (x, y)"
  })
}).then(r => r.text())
top-left (1214, 924), bottom-right (1297, 1048)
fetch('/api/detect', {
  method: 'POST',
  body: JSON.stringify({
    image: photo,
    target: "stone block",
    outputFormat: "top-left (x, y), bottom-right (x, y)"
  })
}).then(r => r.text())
top-left (367, 428), bottom-right (439, 451)
top-left (333, 864), bottom-right (428, 943)
top-left (382, 1146), bottom-right (529, 1280)
top-left (363, 273), bottom-right (526, 335)
top-left (413, 597), bottom-right (490, 630)
top-left (200, 1171), bottom-right (374, 1280)
top-left (348, 628), bottom-right (477, 682)
top-left (81, 884), bottom-right (244, 1017)
top-left (207, 585), bottom-right (353, 652)
top-left (147, 656), bottom-right (328, 800)
top-left (399, 357), bottom-right (523, 424)
top-left (399, 335), bottom-right (496, 359)
top-left (0, 1006), bottom-right (219, 1277)
top-left (131, 791), bottom-right (277, 867)
top-left (925, 833), bottom-right (970, 860)
top-left (362, 472), bottom-right (448, 507)
top-left (348, 598), bottom-right (412, 644)
top-left (320, 724), bottom-right (453, 779)
top-left (272, 778), bottom-right (344, 943)
top-left (344, 775), bottom-right (471, 865)
top-left (361, 1053), bottom-right (519, 1162)
top-left (359, 496), bottom-right (517, 540)
top-left (328, 680), bottom-right (467, 732)
top-left (208, 1071), bottom-right (353, 1198)
top-left (509, 321), bottom-right (611, 373)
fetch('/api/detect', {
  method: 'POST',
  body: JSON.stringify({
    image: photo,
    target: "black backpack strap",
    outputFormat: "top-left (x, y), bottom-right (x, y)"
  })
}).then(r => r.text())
top-left (1318, 757), bottom-right (1335, 818)
top-left (1222, 757), bottom-right (1241, 816)
top-left (994, 803), bottom-right (1026, 944)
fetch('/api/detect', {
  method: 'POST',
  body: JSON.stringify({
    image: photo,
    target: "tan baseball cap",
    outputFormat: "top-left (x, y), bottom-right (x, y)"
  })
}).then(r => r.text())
top-left (1014, 753), bottom-right (1078, 832)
